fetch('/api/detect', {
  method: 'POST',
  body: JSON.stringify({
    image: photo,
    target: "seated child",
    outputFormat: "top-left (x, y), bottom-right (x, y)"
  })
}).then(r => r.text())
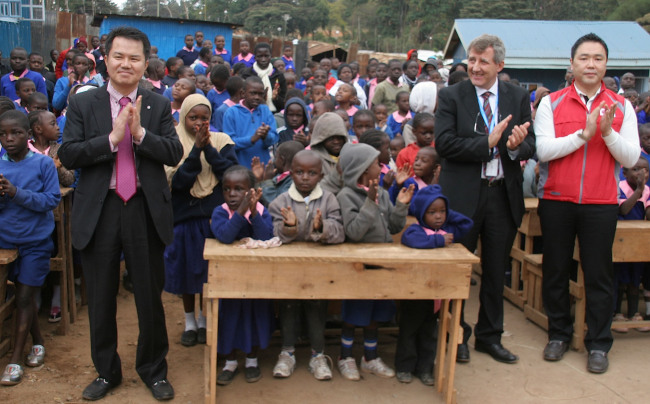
top-left (386, 91), bottom-right (412, 137)
top-left (222, 76), bottom-right (278, 168)
top-left (335, 142), bottom-right (414, 381)
top-left (268, 150), bottom-right (345, 380)
top-left (13, 78), bottom-right (36, 114)
top-left (278, 97), bottom-right (310, 147)
top-left (309, 112), bottom-right (348, 194)
top-left (389, 136), bottom-right (405, 171)
top-left (390, 146), bottom-right (440, 211)
top-left (613, 157), bottom-right (650, 331)
top-left (0, 110), bottom-right (61, 385)
top-left (252, 140), bottom-right (304, 205)
top-left (396, 112), bottom-right (435, 176)
top-left (210, 165), bottom-right (274, 384)
top-left (171, 78), bottom-right (195, 125)
top-left (358, 129), bottom-right (394, 189)
top-left (164, 94), bottom-right (238, 347)
top-left (213, 76), bottom-right (244, 132)
top-left (371, 103), bottom-right (394, 138)
top-left (396, 185), bottom-right (473, 384)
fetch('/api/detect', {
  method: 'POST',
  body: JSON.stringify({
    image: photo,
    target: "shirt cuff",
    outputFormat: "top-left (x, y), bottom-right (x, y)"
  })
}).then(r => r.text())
top-left (133, 128), bottom-right (146, 145)
top-left (109, 136), bottom-right (118, 152)
top-left (507, 148), bottom-right (520, 160)
top-left (602, 129), bottom-right (620, 146)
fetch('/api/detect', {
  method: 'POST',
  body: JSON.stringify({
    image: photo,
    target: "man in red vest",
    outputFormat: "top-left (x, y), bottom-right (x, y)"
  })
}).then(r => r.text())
top-left (534, 33), bottom-right (641, 374)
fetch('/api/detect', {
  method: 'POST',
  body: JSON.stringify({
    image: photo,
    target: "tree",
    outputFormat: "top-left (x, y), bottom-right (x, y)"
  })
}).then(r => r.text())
top-left (608, 0), bottom-right (650, 21)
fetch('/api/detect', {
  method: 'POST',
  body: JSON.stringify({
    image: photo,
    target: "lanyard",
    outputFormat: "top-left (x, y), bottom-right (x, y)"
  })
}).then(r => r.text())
top-left (477, 90), bottom-right (498, 134)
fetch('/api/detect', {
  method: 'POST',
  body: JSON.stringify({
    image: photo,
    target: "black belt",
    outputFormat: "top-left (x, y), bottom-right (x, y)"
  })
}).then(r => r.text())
top-left (481, 178), bottom-right (504, 187)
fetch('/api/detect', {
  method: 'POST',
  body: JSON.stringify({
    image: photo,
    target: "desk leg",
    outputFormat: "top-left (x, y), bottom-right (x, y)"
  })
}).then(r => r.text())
top-left (435, 300), bottom-right (449, 393)
top-left (64, 196), bottom-right (76, 324)
top-left (205, 298), bottom-right (219, 404)
top-left (443, 299), bottom-right (461, 404)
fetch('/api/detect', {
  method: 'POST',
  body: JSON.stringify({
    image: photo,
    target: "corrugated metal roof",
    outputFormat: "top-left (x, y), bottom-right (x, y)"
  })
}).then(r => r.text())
top-left (444, 19), bottom-right (650, 69)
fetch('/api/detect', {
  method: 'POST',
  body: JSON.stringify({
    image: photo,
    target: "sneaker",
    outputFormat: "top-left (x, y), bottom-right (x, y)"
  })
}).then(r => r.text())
top-left (216, 368), bottom-right (238, 386)
top-left (273, 351), bottom-right (296, 378)
top-left (1, 364), bottom-right (23, 386)
top-left (308, 353), bottom-right (333, 381)
top-left (49, 307), bottom-right (61, 323)
top-left (360, 357), bottom-right (395, 378)
top-left (396, 371), bottom-right (413, 383)
top-left (612, 313), bottom-right (629, 333)
top-left (337, 357), bottom-right (360, 381)
top-left (415, 371), bottom-right (435, 386)
top-left (631, 313), bottom-right (650, 332)
top-left (26, 345), bottom-right (45, 367)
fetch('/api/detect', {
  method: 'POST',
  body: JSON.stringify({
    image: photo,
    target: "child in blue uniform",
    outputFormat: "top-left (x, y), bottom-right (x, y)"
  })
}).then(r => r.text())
top-left (0, 110), bottom-right (60, 386)
top-left (397, 185), bottom-right (473, 384)
top-left (164, 94), bottom-right (238, 347)
top-left (210, 165), bottom-right (274, 385)
top-left (336, 143), bottom-right (414, 381)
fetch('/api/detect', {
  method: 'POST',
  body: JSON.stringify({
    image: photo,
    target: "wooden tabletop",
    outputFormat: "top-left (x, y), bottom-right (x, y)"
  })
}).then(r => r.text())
top-left (524, 198), bottom-right (538, 210)
top-left (204, 239), bottom-right (480, 265)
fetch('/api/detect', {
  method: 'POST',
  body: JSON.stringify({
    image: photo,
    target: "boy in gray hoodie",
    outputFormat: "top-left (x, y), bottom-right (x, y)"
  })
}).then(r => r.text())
top-left (335, 143), bottom-right (414, 381)
top-left (268, 150), bottom-right (345, 381)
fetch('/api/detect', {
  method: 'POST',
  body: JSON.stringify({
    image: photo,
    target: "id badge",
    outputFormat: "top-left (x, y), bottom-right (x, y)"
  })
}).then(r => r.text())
top-left (485, 158), bottom-right (499, 177)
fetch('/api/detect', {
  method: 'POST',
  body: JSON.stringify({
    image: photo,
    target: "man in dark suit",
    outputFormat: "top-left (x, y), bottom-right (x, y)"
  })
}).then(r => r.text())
top-left (435, 34), bottom-right (535, 364)
top-left (58, 27), bottom-right (183, 401)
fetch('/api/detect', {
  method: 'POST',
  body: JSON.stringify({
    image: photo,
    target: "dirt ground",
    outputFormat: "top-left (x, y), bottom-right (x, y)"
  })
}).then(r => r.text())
top-left (1, 273), bottom-right (649, 404)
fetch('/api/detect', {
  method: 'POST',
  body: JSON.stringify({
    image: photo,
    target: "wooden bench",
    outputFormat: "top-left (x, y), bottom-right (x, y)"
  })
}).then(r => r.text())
top-left (0, 249), bottom-right (18, 358)
top-left (203, 240), bottom-right (479, 404)
top-left (50, 187), bottom-right (75, 335)
top-left (505, 198), bottom-right (541, 309)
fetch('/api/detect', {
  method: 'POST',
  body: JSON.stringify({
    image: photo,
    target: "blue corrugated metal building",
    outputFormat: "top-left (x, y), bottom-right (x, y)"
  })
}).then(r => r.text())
top-left (443, 19), bottom-right (650, 91)
top-left (92, 14), bottom-right (241, 61)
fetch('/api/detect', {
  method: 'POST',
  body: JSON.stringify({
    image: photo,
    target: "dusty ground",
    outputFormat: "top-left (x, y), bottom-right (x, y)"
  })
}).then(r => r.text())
top-left (1, 274), bottom-right (649, 404)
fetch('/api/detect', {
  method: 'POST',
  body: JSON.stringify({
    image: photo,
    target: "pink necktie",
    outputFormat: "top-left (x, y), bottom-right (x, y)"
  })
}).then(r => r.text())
top-left (116, 96), bottom-right (137, 202)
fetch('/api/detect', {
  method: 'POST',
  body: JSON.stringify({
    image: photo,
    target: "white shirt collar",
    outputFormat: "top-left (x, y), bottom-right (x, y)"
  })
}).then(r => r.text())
top-left (574, 83), bottom-right (602, 105)
top-left (476, 79), bottom-right (499, 97)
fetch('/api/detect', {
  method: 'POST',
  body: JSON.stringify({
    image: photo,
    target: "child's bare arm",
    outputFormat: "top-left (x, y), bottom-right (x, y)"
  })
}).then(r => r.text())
top-left (619, 178), bottom-right (645, 216)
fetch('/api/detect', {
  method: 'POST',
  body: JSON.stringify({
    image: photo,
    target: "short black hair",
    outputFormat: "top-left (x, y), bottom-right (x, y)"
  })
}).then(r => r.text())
top-left (337, 63), bottom-right (352, 78)
top-left (285, 88), bottom-right (304, 101)
top-left (395, 90), bottom-right (410, 102)
top-left (359, 129), bottom-right (389, 150)
top-left (210, 64), bottom-right (230, 83)
top-left (571, 33), bottom-right (608, 60)
top-left (413, 112), bottom-right (435, 129)
top-left (225, 76), bottom-right (245, 95)
top-left (232, 62), bottom-right (246, 76)
top-left (166, 56), bottom-right (182, 70)
top-left (105, 26), bottom-right (151, 60)
top-left (402, 59), bottom-right (418, 71)
top-left (177, 65), bottom-right (194, 76)
top-left (223, 165), bottom-right (256, 188)
top-left (28, 52), bottom-right (42, 59)
top-left (0, 110), bottom-right (30, 131)
top-left (353, 109), bottom-right (376, 125)
top-left (244, 76), bottom-right (264, 89)
top-left (277, 140), bottom-right (305, 164)
top-left (28, 109), bottom-right (48, 130)
top-left (448, 71), bottom-right (469, 86)
top-left (27, 92), bottom-right (48, 106)
top-left (0, 96), bottom-right (17, 115)
top-left (254, 42), bottom-right (271, 55)
top-left (199, 47), bottom-right (211, 58)
top-left (15, 77), bottom-right (35, 91)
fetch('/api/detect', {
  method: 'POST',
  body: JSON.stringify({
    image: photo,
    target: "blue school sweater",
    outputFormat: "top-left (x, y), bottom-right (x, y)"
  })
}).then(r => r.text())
top-left (222, 103), bottom-right (278, 168)
top-left (210, 203), bottom-right (273, 244)
top-left (401, 185), bottom-right (473, 249)
top-left (163, 86), bottom-right (205, 102)
top-left (1, 70), bottom-right (48, 101)
top-left (0, 152), bottom-right (61, 244)
top-left (53, 76), bottom-right (99, 111)
top-left (207, 88), bottom-right (230, 125)
top-left (212, 102), bottom-right (232, 132)
top-left (213, 49), bottom-right (232, 65)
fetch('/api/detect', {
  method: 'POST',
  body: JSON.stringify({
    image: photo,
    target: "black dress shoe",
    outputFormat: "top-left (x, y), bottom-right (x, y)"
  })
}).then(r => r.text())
top-left (82, 377), bottom-right (120, 401)
top-left (217, 368), bottom-right (239, 385)
top-left (181, 330), bottom-right (197, 347)
top-left (543, 340), bottom-right (569, 361)
top-left (587, 350), bottom-right (608, 374)
top-left (456, 343), bottom-right (470, 363)
top-left (197, 327), bottom-right (207, 344)
top-left (244, 366), bottom-right (262, 383)
top-left (150, 379), bottom-right (174, 400)
top-left (475, 341), bottom-right (518, 364)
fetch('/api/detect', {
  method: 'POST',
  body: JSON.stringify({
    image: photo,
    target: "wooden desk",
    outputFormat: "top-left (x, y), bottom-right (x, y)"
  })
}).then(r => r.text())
top-left (0, 249), bottom-right (18, 358)
top-left (50, 187), bottom-right (75, 335)
top-left (572, 220), bottom-right (650, 351)
top-left (505, 198), bottom-right (541, 308)
top-left (203, 240), bottom-right (479, 404)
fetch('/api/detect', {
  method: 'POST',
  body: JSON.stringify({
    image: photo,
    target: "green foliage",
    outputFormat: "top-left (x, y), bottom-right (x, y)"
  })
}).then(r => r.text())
top-left (609, 0), bottom-right (650, 21)
top-left (638, 12), bottom-right (650, 32)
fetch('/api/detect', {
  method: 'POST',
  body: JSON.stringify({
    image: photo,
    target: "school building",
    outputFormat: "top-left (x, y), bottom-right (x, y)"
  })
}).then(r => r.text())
top-left (443, 19), bottom-right (650, 92)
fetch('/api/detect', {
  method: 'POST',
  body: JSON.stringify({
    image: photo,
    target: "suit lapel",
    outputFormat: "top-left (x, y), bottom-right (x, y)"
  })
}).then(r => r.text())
top-left (460, 80), bottom-right (480, 131)
top-left (91, 87), bottom-right (112, 135)
top-left (497, 81), bottom-right (513, 121)
top-left (137, 88), bottom-right (153, 130)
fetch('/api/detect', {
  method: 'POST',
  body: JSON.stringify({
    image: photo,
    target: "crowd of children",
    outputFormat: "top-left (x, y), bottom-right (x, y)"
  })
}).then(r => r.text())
top-left (2, 30), bottom-right (650, 390)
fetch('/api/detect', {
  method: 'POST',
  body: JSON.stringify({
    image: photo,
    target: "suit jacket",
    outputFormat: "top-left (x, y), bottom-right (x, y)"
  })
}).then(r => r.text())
top-left (58, 85), bottom-right (183, 249)
top-left (435, 79), bottom-right (535, 227)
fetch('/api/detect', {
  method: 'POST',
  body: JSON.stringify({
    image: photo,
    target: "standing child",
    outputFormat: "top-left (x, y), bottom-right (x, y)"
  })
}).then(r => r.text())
top-left (164, 94), bottom-right (238, 347)
top-left (13, 78), bottom-right (36, 114)
top-left (210, 165), bottom-right (274, 384)
top-left (53, 54), bottom-right (95, 111)
top-left (269, 150), bottom-right (345, 380)
top-left (195, 74), bottom-right (213, 95)
top-left (232, 41), bottom-right (255, 68)
top-left (222, 76), bottom-right (278, 168)
top-left (213, 35), bottom-right (231, 64)
top-left (193, 47), bottom-right (212, 76)
top-left (170, 78), bottom-right (196, 125)
top-left (212, 76), bottom-right (244, 132)
top-left (207, 64), bottom-right (231, 119)
top-left (358, 129), bottom-right (394, 189)
top-left (0, 110), bottom-right (60, 385)
top-left (386, 91), bottom-right (412, 137)
top-left (351, 110), bottom-right (376, 142)
top-left (390, 146), bottom-right (441, 209)
top-left (397, 185), bottom-right (473, 384)
top-left (281, 45), bottom-right (295, 72)
top-left (278, 97), bottom-right (310, 146)
top-left (335, 142), bottom-right (414, 381)
top-left (26, 92), bottom-right (49, 113)
top-left (612, 157), bottom-right (650, 332)
top-left (1, 47), bottom-right (48, 101)
top-left (162, 57), bottom-right (183, 88)
top-left (334, 84), bottom-right (358, 127)
top-left (372, 103), bottom-right (394, 138)
top-left (145, 58), bottom-right (167, 95)
top-left (296, 67), bottom-right (312, 92)
top-left (329, 64), bottom-right (367, 108)
top-left (396, 112), bottom-right (435, 175)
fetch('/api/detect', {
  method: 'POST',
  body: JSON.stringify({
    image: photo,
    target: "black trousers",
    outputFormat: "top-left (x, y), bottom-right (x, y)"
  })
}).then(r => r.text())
top-left (538, 199), bottom-right (617, 352)
top-left (459, 181), bottom-right (517, 345)
top-left (395, 300), bottom-right (437, 373)
top-left (279, 300), bottom-right (328, 353)
top-left (80, 190), bottom-right (169, 386)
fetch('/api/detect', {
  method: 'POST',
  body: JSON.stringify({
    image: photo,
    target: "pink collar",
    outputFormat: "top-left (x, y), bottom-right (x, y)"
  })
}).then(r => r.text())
top-left (381, 163), bottom-right (390, 174)
top-left (422, 227), bottom-right (447, 236)
top-left (199, 61), bottom-right (209, 67)
top-left (293, 125), bottom-right (304, 133)
top-left (147, 78), bottom-right (161, 89)
top-left (619, 180), bottom-right (650, 207)
top-left (392, 110), bottom-right (412, 123)
top-left (215, 48), bottom-right (228, 55)
top-left (214, 87), bottom-right (226, 94)
top-left (413, 176), bottom-right (427, 189)
top-left (284, 56), bottom-right (293, 62)
top-left (221, 202), bottom-right (265, 222)
top-left (182, 46), bottom-right (196, 53)
top-left (224, 99), bottom-right (236, 107)
top-left (9, 70), bottom-right (28, 81)
top-left (239, 99), bottom-right (255, 113)
top-left (172, 108), bottom-right (180, 115)
top-left (27, 139), bottom-right (50, 156)
top-left (276, 171), bottom-right (291, 182)
top-left (237, 53), bottom-right (253, 62)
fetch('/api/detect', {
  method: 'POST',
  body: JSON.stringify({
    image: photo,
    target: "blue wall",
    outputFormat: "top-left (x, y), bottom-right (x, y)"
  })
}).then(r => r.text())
top-left (0, 20), bottom-right (32, 59)
top-left (99, 17), bottom-right (233, 61)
